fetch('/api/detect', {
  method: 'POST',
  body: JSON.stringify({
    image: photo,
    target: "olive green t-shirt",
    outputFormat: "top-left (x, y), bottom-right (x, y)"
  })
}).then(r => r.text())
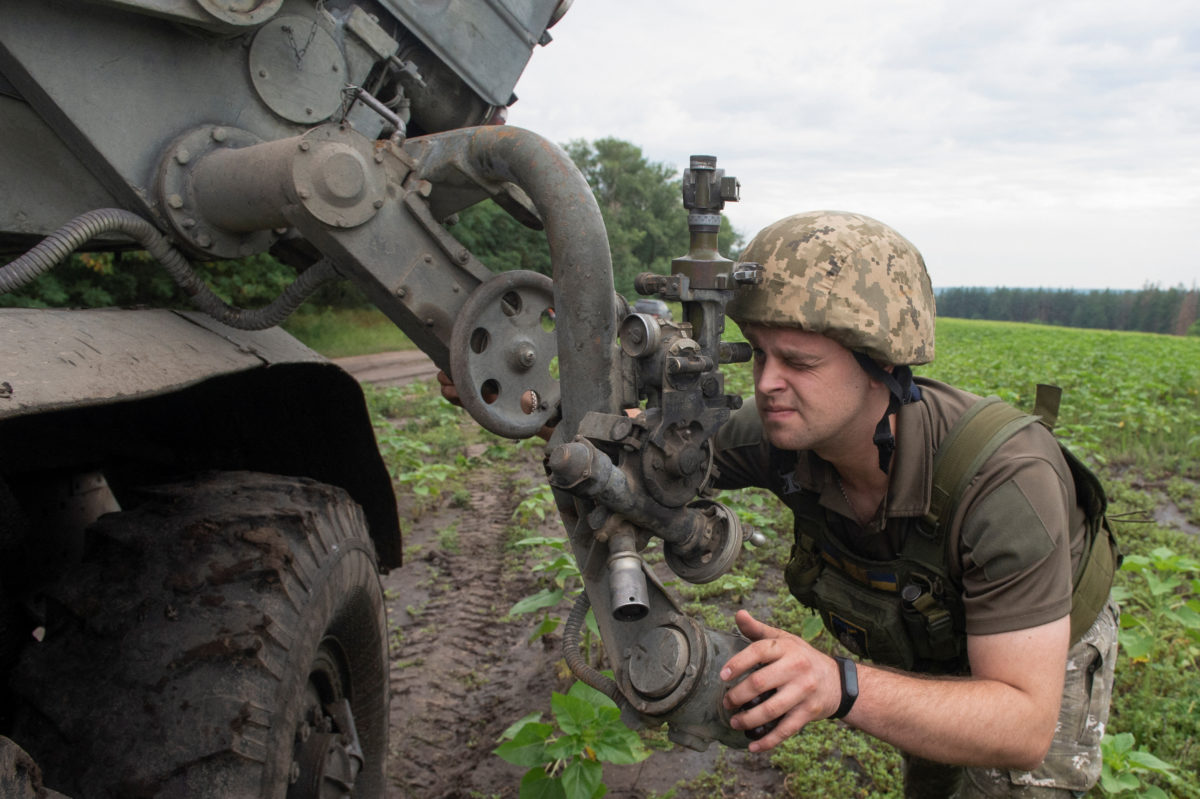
top-left (712, 377), bottom-right (1084, 636)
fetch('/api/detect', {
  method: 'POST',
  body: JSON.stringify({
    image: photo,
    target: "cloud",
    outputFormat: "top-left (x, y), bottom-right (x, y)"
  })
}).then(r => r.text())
top-left (508, 0), bottom-right (1200, 288)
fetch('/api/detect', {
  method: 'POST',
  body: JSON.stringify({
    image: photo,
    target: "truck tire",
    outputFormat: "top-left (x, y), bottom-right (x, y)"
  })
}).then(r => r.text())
top-left (9, 471), bottom-right (389, 799)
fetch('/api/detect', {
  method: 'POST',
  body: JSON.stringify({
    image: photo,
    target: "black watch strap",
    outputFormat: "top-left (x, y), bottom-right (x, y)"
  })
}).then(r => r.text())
top-left (831, 656), bottom-right (859, 720)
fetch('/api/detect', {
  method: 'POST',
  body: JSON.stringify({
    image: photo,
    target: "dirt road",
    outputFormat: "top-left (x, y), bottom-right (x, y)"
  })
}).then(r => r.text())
top-left (333, 349), bottom-right (440, 387)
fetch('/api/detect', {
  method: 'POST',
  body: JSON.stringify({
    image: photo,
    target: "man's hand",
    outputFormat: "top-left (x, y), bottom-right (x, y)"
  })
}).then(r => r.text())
top-left (436, 370), bottom-right (462, 406)
top-left (437, 370), bottom-right (557, 440)
top-left (720, 609), bottom-right (843, 752)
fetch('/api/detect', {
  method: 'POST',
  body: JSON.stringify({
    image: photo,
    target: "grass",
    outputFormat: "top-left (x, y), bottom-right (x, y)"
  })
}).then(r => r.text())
top-left (282, 306), bottom-right (417, 358)
top-left (361, 312), bottom-right (1200, 798)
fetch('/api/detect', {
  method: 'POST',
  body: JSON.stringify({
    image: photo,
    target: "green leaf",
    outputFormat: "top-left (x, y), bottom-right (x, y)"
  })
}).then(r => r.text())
top-left (545, 732), bottom-right (585, 762)
top-left (1118, 629), bottom-right (1155, 661)
top-left (561, 758), bottom-right (603, 799)
top-left (553, 692), bottom-right (599, 736)
top-left (528, 615), bottom-right (562, 642)
top-left (567, 680), bottom-right (615, 707)
top-left (519, 767), bottom-right (566, 799)
top-left (591, 725), bottom-right (650, 765)
top-left (1125, 749), bottom-right (1176, 774)
top-left (499, 712), bottom-right (548, 741)
top-left (510, 588), bottom-right (565, 616)
top-left (494, 723), bottom-right (555, 767)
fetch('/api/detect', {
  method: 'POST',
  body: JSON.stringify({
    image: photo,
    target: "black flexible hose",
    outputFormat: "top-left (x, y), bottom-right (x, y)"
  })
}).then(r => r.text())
top-left (0, 208), bottom-right (338, 330)
top-left (562, 591), bottom-right (628, 708)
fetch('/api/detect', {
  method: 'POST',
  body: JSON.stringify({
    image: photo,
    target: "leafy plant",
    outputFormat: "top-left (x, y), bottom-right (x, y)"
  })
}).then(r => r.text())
top-left (1111, 546), bottom-right (1200, 663)
top-left (1100, 732), bottom-right (1177, 797)
top-left (508, 534), bottom-right (584, 643)
top-left (494, 680), bottom-right (650, 799)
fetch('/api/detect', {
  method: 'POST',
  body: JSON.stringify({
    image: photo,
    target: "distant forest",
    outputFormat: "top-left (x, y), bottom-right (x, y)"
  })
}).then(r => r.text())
top-left (936, 286), bottom-right (1200, 336)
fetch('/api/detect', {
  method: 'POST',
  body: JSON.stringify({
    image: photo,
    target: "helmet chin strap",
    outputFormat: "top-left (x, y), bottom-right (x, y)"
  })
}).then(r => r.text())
top-left (852, 352), bottom-right (919, 474)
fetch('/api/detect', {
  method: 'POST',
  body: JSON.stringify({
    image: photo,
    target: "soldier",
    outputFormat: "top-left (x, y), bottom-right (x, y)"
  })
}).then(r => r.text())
top-left (713, 211), bottom-right (1118, 798)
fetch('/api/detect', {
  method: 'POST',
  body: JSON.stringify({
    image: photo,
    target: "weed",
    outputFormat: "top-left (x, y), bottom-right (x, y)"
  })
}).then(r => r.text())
top-left (438, 522), bottom-right (462, 554)
top-left (1100, 731), bottom-right (1178, 797)
top-left (494, 680), bottom-right (650, 799)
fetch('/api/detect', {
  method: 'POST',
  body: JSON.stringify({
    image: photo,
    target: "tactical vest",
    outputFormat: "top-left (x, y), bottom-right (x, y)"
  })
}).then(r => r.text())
top-left (783, 386), bottom-right (1120, 673)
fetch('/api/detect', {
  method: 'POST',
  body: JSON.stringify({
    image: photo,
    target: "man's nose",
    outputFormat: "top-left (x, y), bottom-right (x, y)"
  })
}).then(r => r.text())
top-left (755, 357), bottom-right (784, 392)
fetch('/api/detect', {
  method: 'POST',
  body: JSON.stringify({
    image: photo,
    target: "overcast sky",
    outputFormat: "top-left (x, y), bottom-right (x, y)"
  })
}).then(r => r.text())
top-left (506, 0), bottom-right (1199, 290)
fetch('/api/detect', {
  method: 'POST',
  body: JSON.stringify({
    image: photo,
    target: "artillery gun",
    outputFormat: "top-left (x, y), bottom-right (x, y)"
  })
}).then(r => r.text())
top-left (0, 2), bottom-right (764, 796)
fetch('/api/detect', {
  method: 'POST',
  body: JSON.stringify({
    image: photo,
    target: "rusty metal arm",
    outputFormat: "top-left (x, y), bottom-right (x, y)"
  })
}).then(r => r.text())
top-left (174, 121), bottom-right (754, 749)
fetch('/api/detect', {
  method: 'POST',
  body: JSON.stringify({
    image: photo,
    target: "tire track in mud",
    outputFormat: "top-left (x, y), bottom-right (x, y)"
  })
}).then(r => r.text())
top-left (384, 462), bottom-right (564, 798)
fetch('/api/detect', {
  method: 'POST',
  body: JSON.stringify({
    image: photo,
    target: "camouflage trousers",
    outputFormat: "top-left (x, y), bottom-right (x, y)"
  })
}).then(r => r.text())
top-left (903, 598), bottom-right (1119, 799)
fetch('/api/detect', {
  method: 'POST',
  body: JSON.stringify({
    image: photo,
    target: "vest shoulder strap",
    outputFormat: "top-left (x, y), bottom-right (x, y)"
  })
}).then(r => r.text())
top-left (922, 396), bottom-right (1040, 536)
top-left (920, 390), bottom-right (1118, 645)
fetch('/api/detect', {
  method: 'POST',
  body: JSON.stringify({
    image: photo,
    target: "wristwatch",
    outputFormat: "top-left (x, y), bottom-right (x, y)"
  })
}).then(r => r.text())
top-left (831, 656), bottom-right (859, 719)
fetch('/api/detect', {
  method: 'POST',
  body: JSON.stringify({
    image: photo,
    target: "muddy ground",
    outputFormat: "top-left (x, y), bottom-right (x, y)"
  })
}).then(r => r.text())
top-left (378, 440), bottom-right (787, 798)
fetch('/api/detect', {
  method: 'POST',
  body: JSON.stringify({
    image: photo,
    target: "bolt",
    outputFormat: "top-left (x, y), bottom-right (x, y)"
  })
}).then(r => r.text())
top-left (422, 253), bottom-right (433, 264)
top-left (299, 141), bottom-right (310, 152)
top-left (297, 722), bottom-right (311, 742)
top-left (374, 150), bottom-right (385, 163)
top-left (195, 232), bottom-right (212, 248)
top-left (289, 762), bottom-right (301, 784)
top-left (335, 216), bottom-right (346, 227)
top-left (174, 148), bottom-right (190, 165)
top-left (274, 227), bottom-right (289, 235)
top-left (456, 250), bottom-right (470, 264)
top-left (372, 199), bottom-right (384, 209)
top-left (332, 63), bottom-right (339, 72)
top-left (452, 284), bottom-right (461, 293)
top-left (424, 317), bottom-right (435, 327)
top-left (298, 188), bottom-right (311, 199)
top-left (211, 127), bottom-right (227, 142)
top-left (259, 69), bottom-right (268, 78)
top-left (305, 107), bottom-right (314, 116)
top-left (396, 287), bottom-right (407, 298)
top-left (181, 218), bottom-right (196, 229)
top-left (167, 194), bottom-right (184, 209)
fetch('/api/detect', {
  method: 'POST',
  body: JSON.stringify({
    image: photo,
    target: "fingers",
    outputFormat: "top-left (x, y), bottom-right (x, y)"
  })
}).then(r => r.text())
top-left (436, 370), bottom-right (463, 406)
top-left (719, 617), bottom-right (834, 751)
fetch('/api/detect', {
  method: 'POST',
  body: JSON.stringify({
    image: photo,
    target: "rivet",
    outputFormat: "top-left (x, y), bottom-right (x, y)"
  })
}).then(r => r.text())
top-left (211, 127), bottom-right (227, 142)
top-left (181, 218), bottom-right (196, 229)
top-left (396, 287), bottom-right (407, 298)
top-left (299, 141), bottom-right (310, 152)
top-left (195, 232), bottom-right (212, 248)
top-left (372, 199), bottom-right (384, 209)
top-left (258, 69), bottom-right (268, 78)
top-left (175, 148), bottom-right (190, 165)
top-left (305, 107), bottom-right (314, 116)
top-left (167, 194), bottom-right (184, 209)
top-left (422, 254), bottom-right (433, 264)
top-left (298, 189), bottom-right (311, 199)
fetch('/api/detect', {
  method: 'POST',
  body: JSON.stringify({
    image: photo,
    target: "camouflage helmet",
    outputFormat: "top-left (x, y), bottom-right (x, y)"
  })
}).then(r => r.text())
top-left (727, 211), bottom-right (936, 365)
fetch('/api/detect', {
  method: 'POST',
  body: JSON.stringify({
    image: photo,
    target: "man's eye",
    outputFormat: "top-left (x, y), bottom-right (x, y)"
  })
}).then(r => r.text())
top-left (752, 348), bottom-right (765, 362)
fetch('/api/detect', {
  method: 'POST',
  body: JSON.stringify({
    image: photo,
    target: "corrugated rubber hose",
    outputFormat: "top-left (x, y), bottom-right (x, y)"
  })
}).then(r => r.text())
top-left (563, 591), bottom-right (629, 709)
top-left (0, 208), bottom-right (337, 330)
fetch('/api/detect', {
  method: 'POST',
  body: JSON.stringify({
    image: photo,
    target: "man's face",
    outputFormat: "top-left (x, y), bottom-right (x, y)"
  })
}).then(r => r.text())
top-left (743, 324), bottom-right (884, 455)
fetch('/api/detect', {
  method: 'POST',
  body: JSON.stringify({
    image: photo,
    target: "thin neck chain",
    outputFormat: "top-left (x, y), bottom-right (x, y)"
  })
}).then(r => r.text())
top-left (835, 474), bottom-right (858, 519)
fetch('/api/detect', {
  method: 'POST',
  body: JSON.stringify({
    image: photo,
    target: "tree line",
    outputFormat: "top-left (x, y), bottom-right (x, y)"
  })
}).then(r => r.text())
top-left (936, 286), bottom-right (1200, 336)
top-left (0, 137), bottom-right (741, 310)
